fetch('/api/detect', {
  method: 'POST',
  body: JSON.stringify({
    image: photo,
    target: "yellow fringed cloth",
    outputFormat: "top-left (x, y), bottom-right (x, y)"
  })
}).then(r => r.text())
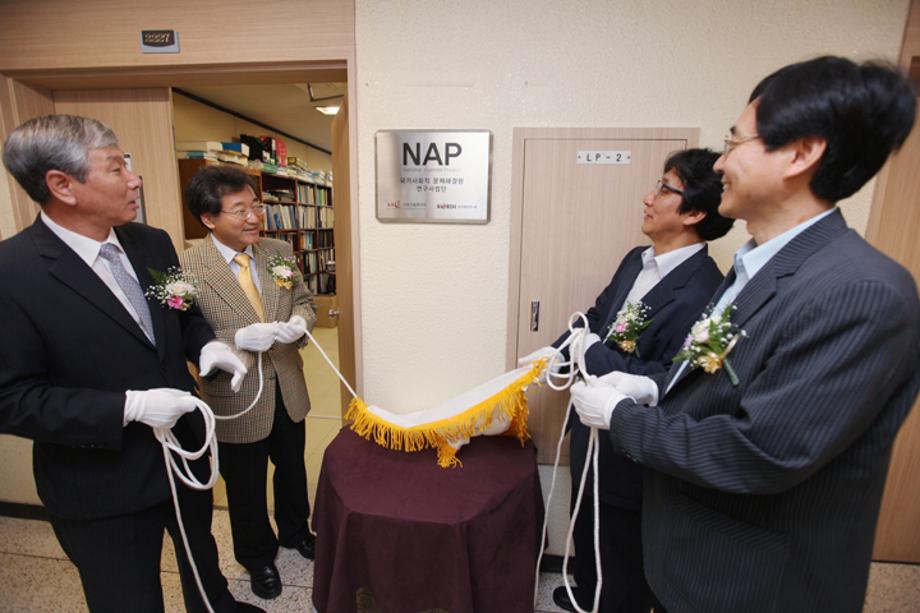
top-left (345, 359), bottom-right (547, 468)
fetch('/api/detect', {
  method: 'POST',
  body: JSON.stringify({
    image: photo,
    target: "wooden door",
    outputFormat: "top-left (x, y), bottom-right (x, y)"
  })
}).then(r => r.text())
top-left (331, 97), bottom-right (356, 414)
top-left (508, 128), bottom-right (697, 463)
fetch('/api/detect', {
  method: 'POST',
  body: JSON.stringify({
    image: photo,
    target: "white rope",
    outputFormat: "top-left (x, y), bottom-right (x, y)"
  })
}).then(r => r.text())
top-left (150, 324), bottom-right (357, 613)
top-left (532, 313), bottom-right (604, 613)
top-left (301, 326), bottom-right (358, 400)
top-left (151, 351), bottom-right (267, 613)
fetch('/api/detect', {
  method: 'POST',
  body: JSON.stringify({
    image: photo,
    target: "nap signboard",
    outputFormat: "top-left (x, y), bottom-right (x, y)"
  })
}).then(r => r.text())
top-left (376, 130), bottom-right (492, 223)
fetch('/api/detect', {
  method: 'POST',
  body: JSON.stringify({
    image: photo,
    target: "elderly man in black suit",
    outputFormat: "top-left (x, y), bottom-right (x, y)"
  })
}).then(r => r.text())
top-left (521, 148), bottom-right (733, 612)
top-left (0, 114), bottom-right (262, 613)
top-left (572, 56), bottom-right (919, 613)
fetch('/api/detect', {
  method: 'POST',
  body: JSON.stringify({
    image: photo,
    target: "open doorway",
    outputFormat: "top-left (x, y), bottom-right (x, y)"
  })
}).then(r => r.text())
top-left (167, 79), bottom-right (350, 512)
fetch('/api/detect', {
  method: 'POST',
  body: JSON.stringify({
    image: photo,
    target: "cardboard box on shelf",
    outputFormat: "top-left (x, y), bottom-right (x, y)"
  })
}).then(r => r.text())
top-left (314, 294), bottom-right (338, 328)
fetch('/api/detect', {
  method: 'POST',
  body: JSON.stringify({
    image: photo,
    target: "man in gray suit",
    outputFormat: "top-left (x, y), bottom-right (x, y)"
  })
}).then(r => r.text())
top-left (571, 56), bottom-right (919, 612)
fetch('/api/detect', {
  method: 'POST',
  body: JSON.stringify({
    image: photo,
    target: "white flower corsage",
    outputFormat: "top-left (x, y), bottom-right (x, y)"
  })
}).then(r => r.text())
top-left (604, 301), bottom-right (653, 356)
top-left (267, 253), bottom-right (298, 290)
top-left (673, 304), bottom-right (746, 385)
top-left (145, 267), bottom-right (197, 311)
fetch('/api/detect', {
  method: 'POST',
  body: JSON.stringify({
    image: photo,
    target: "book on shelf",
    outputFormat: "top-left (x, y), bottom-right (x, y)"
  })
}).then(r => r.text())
top-left (176, 140), bottom-right (222, 152)
top-left (318, 207), bottom-right (334, 228)
top-left (216, 151), bottom-right (249, 166)
top-left (177, 151), bottom-right (219, 161)
top-left (267, 188), bottom-right (295, 202)
top-left (221, 141), bottom-right (250, 157)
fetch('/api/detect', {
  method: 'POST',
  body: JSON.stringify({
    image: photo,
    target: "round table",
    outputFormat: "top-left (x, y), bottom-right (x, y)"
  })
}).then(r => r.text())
top-left (311, 429), bottom-right (544, 613)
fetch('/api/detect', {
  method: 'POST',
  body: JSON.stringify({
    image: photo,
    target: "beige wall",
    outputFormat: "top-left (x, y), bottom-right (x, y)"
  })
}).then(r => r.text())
top-left (172, 94), bottom-right (333, 173)
top-left (355, 0), bottom-right (910, 413)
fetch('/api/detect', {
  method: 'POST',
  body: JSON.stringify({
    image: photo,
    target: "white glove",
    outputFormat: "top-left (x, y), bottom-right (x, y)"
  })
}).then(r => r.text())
top-left (124, 388), bottom-right (198, 429)
top-left (199, 341), bottom-right (248, 392)
top-left (571, 380), bottom-right (629, 430)
top-left (594, 370), bottom-right (659, 406)
top-left (234, 322), bottom-right (279, 352)
top-left (274, 315), bottom-right (307, 344)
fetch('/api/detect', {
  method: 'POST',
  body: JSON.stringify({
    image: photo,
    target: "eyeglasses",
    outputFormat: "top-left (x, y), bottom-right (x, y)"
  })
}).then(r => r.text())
top-left (722, 134), bottom-right (761, 156)
top-left (654, 179), bottom-right (684, 197)
top-left (221, 204), bottom-right (266, 220)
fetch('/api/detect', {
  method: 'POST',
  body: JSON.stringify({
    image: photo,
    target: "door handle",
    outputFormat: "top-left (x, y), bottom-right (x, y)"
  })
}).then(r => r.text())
top-left (329, 308), bottom-right (340, 318)
top-left (530, 300), bottom-right (540, 331)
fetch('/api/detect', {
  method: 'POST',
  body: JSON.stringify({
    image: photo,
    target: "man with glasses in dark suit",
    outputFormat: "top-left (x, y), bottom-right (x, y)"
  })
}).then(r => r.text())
top-left (521, 148), bottom-right (733, 612)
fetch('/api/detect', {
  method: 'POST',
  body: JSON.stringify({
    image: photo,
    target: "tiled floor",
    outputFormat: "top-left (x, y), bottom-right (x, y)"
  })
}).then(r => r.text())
top-left (1, 327), bottom-right (919, 611)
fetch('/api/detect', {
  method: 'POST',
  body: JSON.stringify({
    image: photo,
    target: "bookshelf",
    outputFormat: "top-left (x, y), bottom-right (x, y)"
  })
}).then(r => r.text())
top-left (178, 158), bottom-right (335, 295)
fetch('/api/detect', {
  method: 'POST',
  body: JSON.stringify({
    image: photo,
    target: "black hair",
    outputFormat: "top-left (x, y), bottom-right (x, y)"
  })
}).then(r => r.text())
top-left (185, 165), bottom-right (257, 222)
top-left (750, 55), bottom-right (916, 203)
top-left (664, 148), bottom-right (734, 241)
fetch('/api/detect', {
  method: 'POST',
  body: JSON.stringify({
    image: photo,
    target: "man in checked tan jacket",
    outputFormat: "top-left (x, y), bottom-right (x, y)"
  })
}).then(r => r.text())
top-left (180, 165), bottom-right (316, 602)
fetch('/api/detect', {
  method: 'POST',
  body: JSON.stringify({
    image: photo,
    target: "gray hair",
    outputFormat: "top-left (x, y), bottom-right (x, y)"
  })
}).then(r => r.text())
top-left (2, 114), bottom-right (119, 205)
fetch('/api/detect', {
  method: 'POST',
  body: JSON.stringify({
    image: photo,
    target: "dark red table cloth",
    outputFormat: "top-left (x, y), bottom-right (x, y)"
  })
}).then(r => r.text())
top-left (311, 428), bottom-right (544, 613)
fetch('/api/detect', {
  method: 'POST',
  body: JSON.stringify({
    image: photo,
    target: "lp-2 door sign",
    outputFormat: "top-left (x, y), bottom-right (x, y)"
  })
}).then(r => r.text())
top-left (576, 150), bottom-right (632, 165)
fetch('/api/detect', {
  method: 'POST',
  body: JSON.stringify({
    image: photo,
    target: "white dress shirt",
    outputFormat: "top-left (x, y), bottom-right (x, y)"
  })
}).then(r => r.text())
top-left (41, 211), bottom-right (152, 341)
top-left (210, 234), bottom-right (261, 293)
top-left (621, 242), bottom-right (705, 309)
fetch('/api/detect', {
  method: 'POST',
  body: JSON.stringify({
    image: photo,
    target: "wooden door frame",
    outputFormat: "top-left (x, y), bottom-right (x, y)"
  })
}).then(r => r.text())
top-left (866, 0), bottom-right (920, 563)
top-left (1, 60), bottom-right (363, 399)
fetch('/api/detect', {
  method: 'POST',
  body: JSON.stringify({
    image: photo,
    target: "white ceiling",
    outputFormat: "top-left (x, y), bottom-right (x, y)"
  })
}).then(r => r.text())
top-left (177, 82), bottom-right (345, 152)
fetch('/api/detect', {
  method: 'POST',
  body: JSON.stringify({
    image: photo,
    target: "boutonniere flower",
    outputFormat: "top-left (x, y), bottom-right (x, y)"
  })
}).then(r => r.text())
top-left (673, 304), bottom-right (746, 385)
top-left (145, 266), bottom-right (197, 311)
top-left (267, 253), bottom-right (297, 290)
top-left (604, 301), bottom-right (653, 356)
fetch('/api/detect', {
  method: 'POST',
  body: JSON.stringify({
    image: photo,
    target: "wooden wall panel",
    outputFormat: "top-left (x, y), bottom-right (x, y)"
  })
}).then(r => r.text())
top-left (53, 89), bottom-right (185, 247)
top-left (0, 0), bottom-right (354, 72)
top-left (0, 76), bottom-right (54, 236)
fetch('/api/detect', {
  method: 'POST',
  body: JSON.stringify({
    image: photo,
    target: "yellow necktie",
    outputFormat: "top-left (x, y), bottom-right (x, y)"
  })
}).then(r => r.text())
top-left (233, 253), bottom-right (264, 321)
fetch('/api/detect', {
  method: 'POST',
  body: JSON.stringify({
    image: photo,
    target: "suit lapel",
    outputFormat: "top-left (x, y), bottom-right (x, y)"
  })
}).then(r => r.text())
top-left (639, 246), bottom-right (710, 318)
top-left (31, 219), bottom-right (154, 350)
top-left (200, 238), bottom-right (262, 322)
top-left (600, 249), bottom-right (645, 332)
top-left (254, 242), bottom-right (280, 323)
top-left (726, 210), bottom-right (848, 330)
top-left (663, 209), bottom-right (849, 396)
top-left (115, 225), bottom-right (164, 358)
